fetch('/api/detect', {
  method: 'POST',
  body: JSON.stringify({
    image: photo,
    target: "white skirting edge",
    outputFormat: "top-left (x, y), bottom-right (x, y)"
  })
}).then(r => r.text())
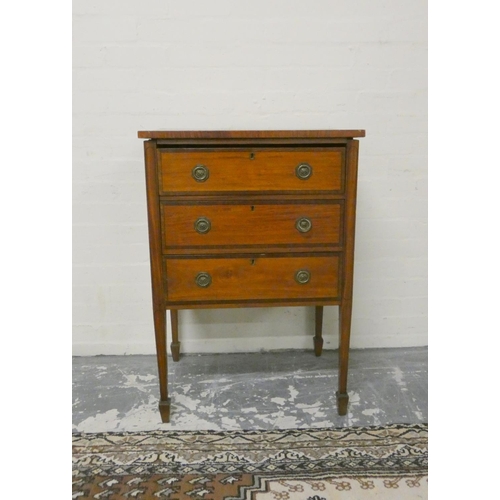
top-left (72, 333), bottom-right (428, 356)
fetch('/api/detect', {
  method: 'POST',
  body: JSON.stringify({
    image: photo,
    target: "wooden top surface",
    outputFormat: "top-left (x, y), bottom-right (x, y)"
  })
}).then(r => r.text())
top-left (138, 130), bottom-right (365, 139)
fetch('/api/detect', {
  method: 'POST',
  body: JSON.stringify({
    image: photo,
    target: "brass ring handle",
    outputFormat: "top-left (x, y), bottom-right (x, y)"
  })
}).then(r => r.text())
top-left (295, 269), bottom-right (311, 284)
top-left (194, 217), bottom-right (211, 234)
top-left (195, 272), bottom-right (212, 288)
top-left (295, 217), bottom-right (312, 233)
top-left (295, 163), bottom-right (312, 180)
top-left (192, 164), bottom-right (209, 182)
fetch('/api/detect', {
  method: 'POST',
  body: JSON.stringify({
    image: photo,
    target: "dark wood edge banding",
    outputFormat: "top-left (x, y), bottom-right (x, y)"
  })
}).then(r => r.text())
top-left (160, 198), bottom-right (345, 206)
top-left (162, 245), bottom-right (344, 256)
top-left (139, 130), bottom-right (366, 139)
top-left (163, 251), bottom-right (342, 260)
top-left (164, 299), bottom-right (342, 309)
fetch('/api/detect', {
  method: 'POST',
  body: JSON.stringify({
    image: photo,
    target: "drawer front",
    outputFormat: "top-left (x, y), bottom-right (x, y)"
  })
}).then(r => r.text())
top-left (162, 202), bottom-right (342, 249)
top-left (158, 148), bottom-right (344, 194)
top-left (165, 255), bottom-right (340, 302)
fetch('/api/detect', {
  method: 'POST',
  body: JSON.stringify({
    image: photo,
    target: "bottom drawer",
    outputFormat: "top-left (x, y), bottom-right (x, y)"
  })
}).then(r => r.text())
top-left (164, 255), bottom-right (340, 303)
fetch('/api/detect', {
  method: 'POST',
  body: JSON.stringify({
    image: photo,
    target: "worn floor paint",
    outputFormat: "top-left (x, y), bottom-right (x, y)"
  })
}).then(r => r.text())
top-left (72, 347), bottom-right (427, 433)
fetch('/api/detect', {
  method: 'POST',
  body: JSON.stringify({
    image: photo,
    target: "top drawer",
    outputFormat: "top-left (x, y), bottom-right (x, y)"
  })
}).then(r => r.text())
top-left (157, 148), bottom-right (345, 195)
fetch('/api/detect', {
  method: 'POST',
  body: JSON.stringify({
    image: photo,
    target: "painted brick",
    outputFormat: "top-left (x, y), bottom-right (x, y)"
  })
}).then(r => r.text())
top-left (356, 219), bottom-right (427, 242)
top-left (73, 68), bottom-right (139, 92)
top-left (355, 43), bottom-right (427, 71)
top-left (73, 181), bottom-right (145, 203)
top-left (104, 45), bottom-right (171, 68)
top-left (169, 1), bottom-right (329, 20)
top-left (162, 42), bottom-right (356, 71)
top-left (73, 0), bottom-right (168, 17)
top-left (73, 201), bottom-right (147, 225)
top-left (400, 297), bottom-right (428, 317)
top-left (354, 278), bottom-right (427, 300)
top-left (73, 264), bottom-right (151, 286)
top-left (73, 223), bottom-right (148, 249)
top-left (137, 67), bottom-right (267, 93)
top-left (73, 16), bottom-right (137, 43)
top-left (73, 242), bottom-right (149, 266)
top-left (72, 137), bottom-right (142, 160)
top-left (72, 45), bottom-right (107, 68)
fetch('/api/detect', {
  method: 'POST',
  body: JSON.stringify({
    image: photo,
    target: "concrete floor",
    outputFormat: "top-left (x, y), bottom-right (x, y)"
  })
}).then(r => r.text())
top-left (72, 347), bottom-right (427, 433)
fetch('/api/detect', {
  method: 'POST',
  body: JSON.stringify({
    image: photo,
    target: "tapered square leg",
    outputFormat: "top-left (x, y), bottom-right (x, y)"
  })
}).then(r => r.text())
top-left (170, 309), bottom-right (180, 362)
top-left (337, 299), bottom-right (353, 416)
top-left (145, 139), bottom-right (172, 424)
top-left (159, 398), bottom-right (172, 423)
top-left (153, 308), bottom-right (171, 422)
top-left (336, 392), bottom-right (349, 416)
top-left (314, 306), bottom-right (324, 356)
top-left (336, 139), bottom-right (359, 417)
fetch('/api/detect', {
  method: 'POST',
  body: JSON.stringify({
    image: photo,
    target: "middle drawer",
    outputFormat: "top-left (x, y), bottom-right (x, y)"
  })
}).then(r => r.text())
top-left (161, 201), bottom-right (343, 250)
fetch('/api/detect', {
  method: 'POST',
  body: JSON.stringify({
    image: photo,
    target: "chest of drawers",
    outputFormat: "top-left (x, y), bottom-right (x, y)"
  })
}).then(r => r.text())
top-left (138, 130), bottom-right (365, 423)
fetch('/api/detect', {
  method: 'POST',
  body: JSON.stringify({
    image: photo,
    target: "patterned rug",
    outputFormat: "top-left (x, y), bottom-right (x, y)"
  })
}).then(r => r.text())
top-left (72, 423), bottom-right (427, 499)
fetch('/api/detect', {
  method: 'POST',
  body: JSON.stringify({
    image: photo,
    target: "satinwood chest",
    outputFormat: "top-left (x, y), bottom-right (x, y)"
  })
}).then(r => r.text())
top-left (138, 129), bottom-right (365, 422)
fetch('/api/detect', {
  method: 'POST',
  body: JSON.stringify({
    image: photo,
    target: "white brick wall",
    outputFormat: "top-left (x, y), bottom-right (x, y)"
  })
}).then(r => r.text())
top-left (73, 0), bottom-right (427, 355)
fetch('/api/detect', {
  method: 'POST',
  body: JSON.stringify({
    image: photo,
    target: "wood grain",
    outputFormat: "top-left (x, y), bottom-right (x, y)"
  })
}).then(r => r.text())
top-left (138, 130), bottom-right (363, 422)
top-left (156, 138), bottom-right (351, 146)
top-left (337, 139), bottom-right (359, 415)
top-left (162, 202), bottom-right (342, 248)
top-left (144, 139), bottom-right (170, 422)
top-left (139, 130), bottom-right (365, 139)
top-left (314, 306), bottom-right (324, 356)
top-left (158, 148), bottom-right (344, 194)
top-left (170, 309), bottom-right (180, 362)
top-left (165, 255), bottom-right (340, 302)
top-left (164, 298), bottom-right (342, 309)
